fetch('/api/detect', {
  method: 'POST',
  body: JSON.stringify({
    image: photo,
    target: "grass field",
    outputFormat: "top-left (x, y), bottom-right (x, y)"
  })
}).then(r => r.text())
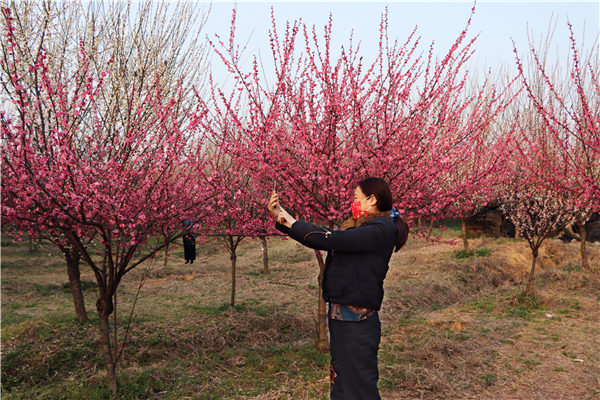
top-left (1, 228), bottom-right (599, 399)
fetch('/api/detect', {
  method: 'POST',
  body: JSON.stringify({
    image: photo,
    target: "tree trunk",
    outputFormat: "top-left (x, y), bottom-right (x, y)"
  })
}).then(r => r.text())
top-left (260, 236), bottom-right (269, 274)
top-left (164, 242), bottom-right (169, 269)
top-left (28, 235), bottom-right (33, 252)
top-left (577, 221), bottom-right (590, 270)
top-left (515, 229), bottom-right (520, 240)
top-left (461, 217), bottom-right (470, 253)
top-left (525, 248), bottom-right (538, 295)
top-left (230, 252), bottom-right (237, 306)
top-left (97, 299), bottom-right (118, 393)
top-left (314, 250), bottom-right (329, 353)
top-left (66, 248), bottom-right (88, 322)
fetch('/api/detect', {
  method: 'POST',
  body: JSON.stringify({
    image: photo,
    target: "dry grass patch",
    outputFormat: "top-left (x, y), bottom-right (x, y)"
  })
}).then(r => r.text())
top-left (2, 232), bottom-right (599, 399)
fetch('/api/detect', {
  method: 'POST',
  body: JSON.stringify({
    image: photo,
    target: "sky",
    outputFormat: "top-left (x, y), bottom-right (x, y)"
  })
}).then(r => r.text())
top-left (196, 1), bottom-right (599, 88)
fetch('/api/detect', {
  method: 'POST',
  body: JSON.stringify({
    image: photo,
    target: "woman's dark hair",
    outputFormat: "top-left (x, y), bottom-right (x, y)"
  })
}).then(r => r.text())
top-left (357, 177), bottom-right (409, 252)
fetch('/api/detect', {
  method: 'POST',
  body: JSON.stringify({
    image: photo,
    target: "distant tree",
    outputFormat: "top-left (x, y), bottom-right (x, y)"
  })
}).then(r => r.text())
top-left (500, 101), bottom-right (577, 293)
top-left (200, 129), bottom-right (278, 306)
top-left (513, 20), bottom-right (599, 270)
top-left (501, 174), bottom-right (576, 294)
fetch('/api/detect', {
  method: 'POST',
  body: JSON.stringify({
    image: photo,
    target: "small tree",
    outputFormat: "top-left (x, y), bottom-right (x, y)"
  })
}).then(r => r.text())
top-left (500, 103), bottom-right (577, 293)
top-left (195, 77), bottom-right (283, 303)
top-left (501, 181), bottom-right (576, 294)
top-left (203, 153), bottom-right (276, 307)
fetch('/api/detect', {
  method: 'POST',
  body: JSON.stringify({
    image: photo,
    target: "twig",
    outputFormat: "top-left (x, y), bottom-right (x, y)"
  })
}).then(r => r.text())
top-left (269, 281), bottom-right (296, 287)
top-left (115, 255), bottom-right (157, 364)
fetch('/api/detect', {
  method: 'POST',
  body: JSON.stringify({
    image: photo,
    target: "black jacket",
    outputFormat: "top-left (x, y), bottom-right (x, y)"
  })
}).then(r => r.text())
top-left (275, 213), bottom-right (398, 310)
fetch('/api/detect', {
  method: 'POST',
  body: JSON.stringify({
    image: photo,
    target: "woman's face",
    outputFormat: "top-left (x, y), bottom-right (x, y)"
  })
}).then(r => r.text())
top-left (353, 186), bottom-right (377, 213)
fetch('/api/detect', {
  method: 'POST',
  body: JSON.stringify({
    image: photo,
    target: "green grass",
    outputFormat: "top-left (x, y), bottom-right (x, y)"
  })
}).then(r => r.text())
top-left (463, 296), bottom-right (498, 314)
top-left (453, 247), bottom-right (491, 259)
top-left (246, 269), bottom-right (270, 277)
top-left (483, 373), bottom-right (497, 386)
top-left (1, 308), bottom-right (327, 399)
top-left (453, 249), bottom-right (474, 259)
top-left (186, 303), bottom-right (234, 316)
top-left (2, 368), bottom-right (170, 400)
top-left (62, 280), bottom-right (97, 291)
top-left (522, 358), bottom-right (542, 369)
top-left (429, 218), bottom-right (463, 238)
top-left (561, 264), bottom-right (581, 272)
top-left (1, 318), bottom-right (102, 392)
top-left (501, 291), bottom-right (546, 320)
top-left (559, 298), bottom-right (581, 311)
top-left (2, 280), bottom-right (97, 298)
top-left (475, 248), bottom-right (491, 257)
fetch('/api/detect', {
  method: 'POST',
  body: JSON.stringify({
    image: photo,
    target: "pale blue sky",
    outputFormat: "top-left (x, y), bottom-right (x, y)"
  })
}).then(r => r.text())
top-left (198, 1), bottom-right (599, 88)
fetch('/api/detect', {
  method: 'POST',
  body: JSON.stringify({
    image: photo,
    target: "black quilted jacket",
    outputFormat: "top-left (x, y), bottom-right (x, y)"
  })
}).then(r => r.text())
top-left (275, 215), bottom-right (398, 310)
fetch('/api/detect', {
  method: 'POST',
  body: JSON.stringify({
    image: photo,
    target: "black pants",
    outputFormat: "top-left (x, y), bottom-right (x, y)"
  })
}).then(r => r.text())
top-left (328, 313), bottom-right (381, 400)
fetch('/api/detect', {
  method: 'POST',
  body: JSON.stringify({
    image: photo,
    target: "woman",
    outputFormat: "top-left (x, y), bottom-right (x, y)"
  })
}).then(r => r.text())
top-left (267, 177), bottom-right (409, 400)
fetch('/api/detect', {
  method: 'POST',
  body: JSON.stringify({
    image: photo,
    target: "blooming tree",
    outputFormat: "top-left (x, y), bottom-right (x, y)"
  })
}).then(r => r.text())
top-left (501, 175), bottom-right (577, 294)
top-left (500, 95), bottom-right (578, 293)
top-left (426, 76), bottom-right (518, 252)
top-left (513, 22), bottom-right (599, 270)
top-left (0, 0), bottom-right (99, 321)
top-left (197, 116), bottom-right (281, 306)
top-left (1, 1), bottom-right (211, 393)
top-left (207, 6), bottom-right (504, 350)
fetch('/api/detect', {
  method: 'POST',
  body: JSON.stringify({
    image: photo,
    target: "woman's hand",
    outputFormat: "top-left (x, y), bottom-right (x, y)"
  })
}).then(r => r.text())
top-left (267, 190), bottom-right (296, 228)
top-left (277, 207), bottom-right (295, 227)
top-left (268, 190), bottom-right (282, 219)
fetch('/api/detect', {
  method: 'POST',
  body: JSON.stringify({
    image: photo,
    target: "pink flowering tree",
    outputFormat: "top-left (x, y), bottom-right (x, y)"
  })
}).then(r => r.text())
top-left (208, 6), bottom-right (501, 350)
top-left (205, 169), bottom-right (277, 307)
top-left (500, 95), bottom-right (577, 293)
top-left (500, 167), bottom-right (577, 294)
top-left (349, 5), bottom-right (515, 248)
top-left (441, 89), bottom-right (519, 253)
top-left (513, 22), bottom-right (599, 270)
top-left (0, 2), bottom-right (211, 393)
top-left (208, 10), bottom-right (387, 351)
top-left (197, 107), bottom-right (280, 305)
top-left (0, 1), bottom-right (98, 321)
